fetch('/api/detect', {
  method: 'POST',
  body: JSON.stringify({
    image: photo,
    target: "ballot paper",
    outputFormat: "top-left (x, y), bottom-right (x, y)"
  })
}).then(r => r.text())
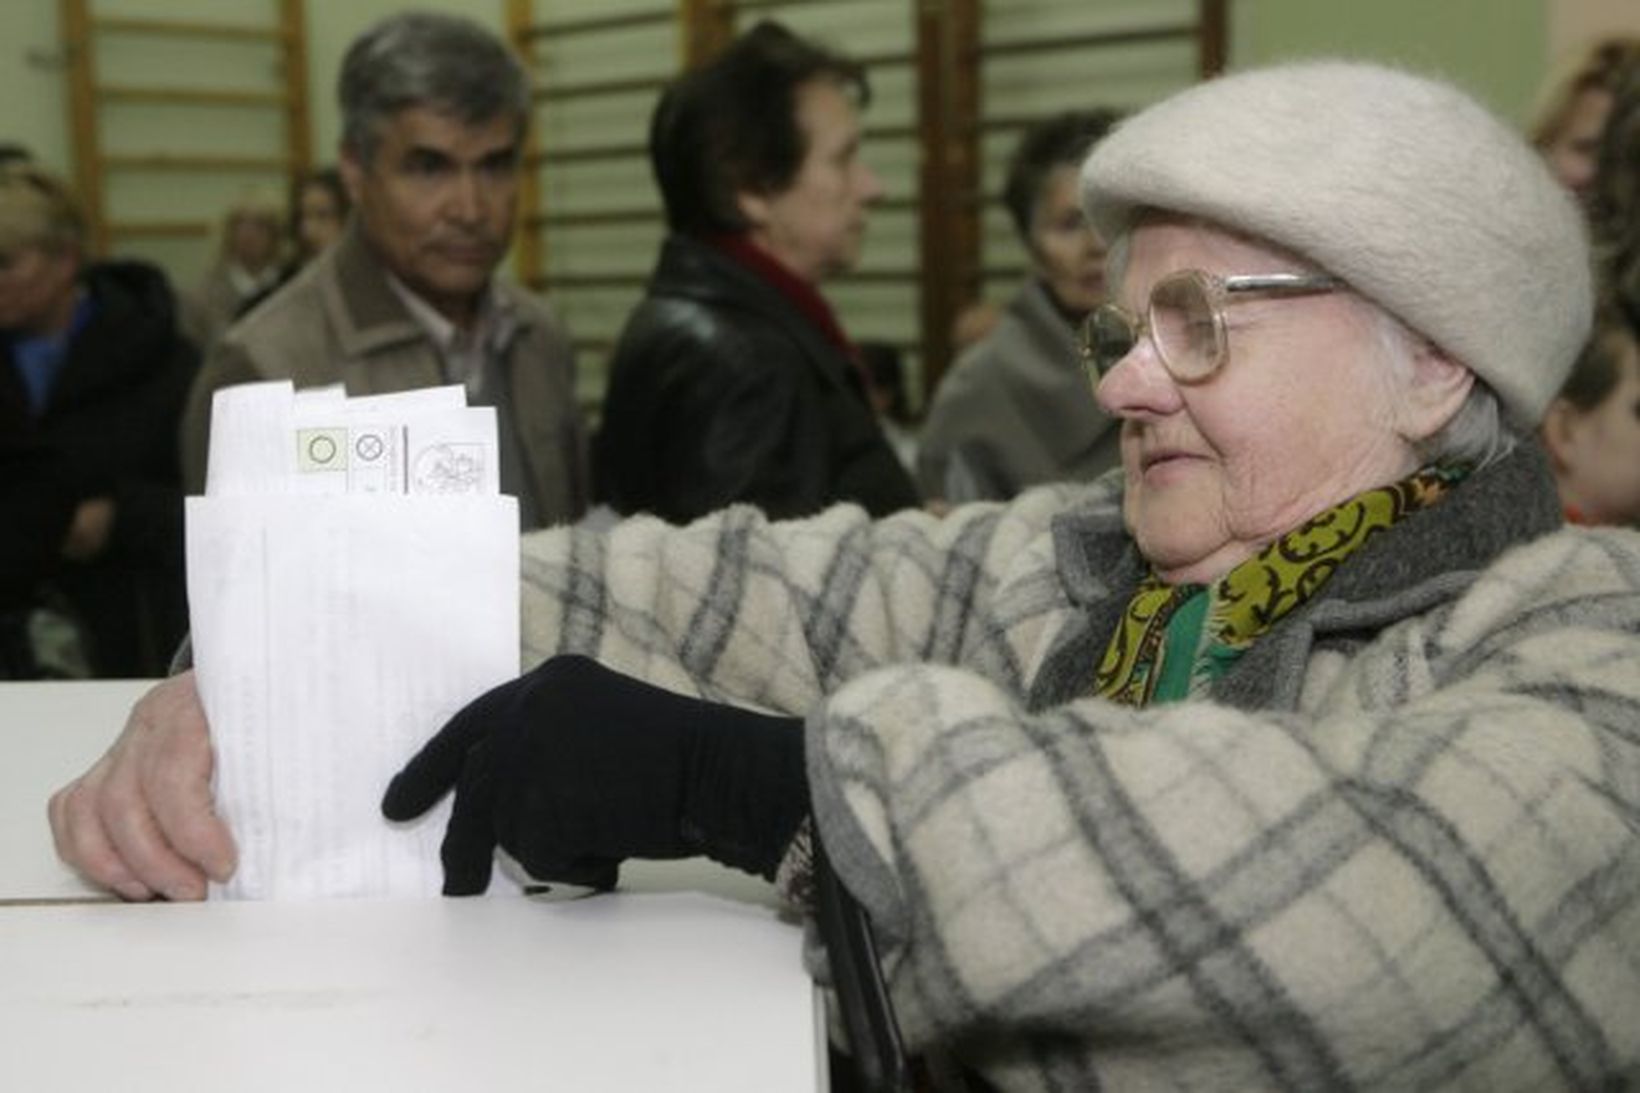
top-left (188, 382), bottom-right (519, 900)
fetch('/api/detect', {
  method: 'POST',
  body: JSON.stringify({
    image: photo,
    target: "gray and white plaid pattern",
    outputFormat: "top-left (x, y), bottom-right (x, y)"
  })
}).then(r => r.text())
top-left (517, 452), bottom-right (1640, 1090)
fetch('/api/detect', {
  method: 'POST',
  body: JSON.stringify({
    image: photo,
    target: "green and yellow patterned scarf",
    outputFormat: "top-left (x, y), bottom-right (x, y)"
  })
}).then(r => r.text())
top-left (1094, 465), bottom-right (1465, 707)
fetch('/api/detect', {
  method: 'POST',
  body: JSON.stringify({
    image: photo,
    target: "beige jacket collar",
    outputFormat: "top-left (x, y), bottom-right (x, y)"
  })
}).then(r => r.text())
top-left (318, 221), bottom-right (529, 362)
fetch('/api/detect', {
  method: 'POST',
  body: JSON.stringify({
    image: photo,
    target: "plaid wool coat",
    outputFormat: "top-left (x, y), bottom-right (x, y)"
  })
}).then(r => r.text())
top-left (518, 443), bottom-right (1640, 1090)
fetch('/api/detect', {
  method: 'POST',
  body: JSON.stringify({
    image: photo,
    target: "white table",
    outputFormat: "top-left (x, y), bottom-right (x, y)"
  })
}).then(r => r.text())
top-left (0, 893), bottom-right (819, 1091)
top-left (1, 681), bottom-right (823, 1090)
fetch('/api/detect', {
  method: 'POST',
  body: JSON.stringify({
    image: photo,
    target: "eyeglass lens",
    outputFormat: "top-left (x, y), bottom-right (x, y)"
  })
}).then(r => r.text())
top-left (1149, 272), bottom-right (1221, 380)
top-left (1086, 308), bottom-right (1136, 374)
top-left (1084, 272), bottom-right (1222, 381)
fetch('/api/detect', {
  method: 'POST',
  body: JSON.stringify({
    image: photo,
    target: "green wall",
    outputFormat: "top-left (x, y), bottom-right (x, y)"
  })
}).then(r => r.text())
top-left (0, 0), bottom-right (1555, 292)
top-left (1231, 0), bottom-right (1549, 126)
top-left (2, 1), bottom-right (1556, 182)
top-left (1, 2), bottom-right (72, 176)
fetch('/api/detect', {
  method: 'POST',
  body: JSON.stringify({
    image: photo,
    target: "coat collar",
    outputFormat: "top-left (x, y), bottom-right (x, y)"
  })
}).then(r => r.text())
top-left (1009, 278), bottom-right (1081, 362)
top-left (650, 232), bottom-right (791, 314)
top-left (1037, 442), bottom-right (1564, 710)
top-left (700, 233), bottom-right (856, 358)
top-left (318, 222), bottom-right (530, 361)
top-left (649, 233), bottom-right (867, 398)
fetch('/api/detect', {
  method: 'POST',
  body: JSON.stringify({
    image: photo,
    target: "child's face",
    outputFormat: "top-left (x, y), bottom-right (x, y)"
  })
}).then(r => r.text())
top-left (1543, 88), bottom-right (1613, 202)
top-left (1554, 337), bottom-right (1640, 525)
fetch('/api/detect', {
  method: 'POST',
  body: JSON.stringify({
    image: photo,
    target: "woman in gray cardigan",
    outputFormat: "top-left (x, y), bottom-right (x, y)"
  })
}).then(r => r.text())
top-left (918, 110), bottom-right (1122, 503)
top-left (55, 61), bottom-right (1640, 1091)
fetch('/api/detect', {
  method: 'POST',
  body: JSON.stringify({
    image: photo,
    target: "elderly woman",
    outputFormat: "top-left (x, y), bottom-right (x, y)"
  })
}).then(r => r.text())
top-left (918, 110), bottom-right (1122, 503)
top-left (52, 61), bottom-right (1640, 1089)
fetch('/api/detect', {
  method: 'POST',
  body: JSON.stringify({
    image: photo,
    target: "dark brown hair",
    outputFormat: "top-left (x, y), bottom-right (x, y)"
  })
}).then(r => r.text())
top-left (649, 21), bottom-right (868, 235)
top-left (1558, 309), bottom-right (1637, 411)
top-left (1001, 109), bottom-right (1120, 241)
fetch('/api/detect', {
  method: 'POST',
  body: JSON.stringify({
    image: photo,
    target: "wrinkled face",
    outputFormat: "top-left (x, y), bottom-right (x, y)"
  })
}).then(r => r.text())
top-left (1093, 216), bottom-right (1426, 585)
top-left (0, 242), bottom-right (78, 335)
top-left (1028, 165), bottom-right (1106, 315)
top-left (342, 106), bottom-right (520, 324)
top-left (1544, 88), bottom-right (1612, 200)
top-left (1548, 342), bottom-right (1640, 524)
top-left (740, 78), bottom-right (883, 283)
top-left (296, 182), bottom-right (345, 259)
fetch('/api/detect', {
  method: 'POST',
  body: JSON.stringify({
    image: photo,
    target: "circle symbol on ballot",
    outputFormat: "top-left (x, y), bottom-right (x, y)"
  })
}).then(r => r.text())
top-left (355, 433), bottom-right (385, 462)
top-left (296, 427), bottom-right (348, 473)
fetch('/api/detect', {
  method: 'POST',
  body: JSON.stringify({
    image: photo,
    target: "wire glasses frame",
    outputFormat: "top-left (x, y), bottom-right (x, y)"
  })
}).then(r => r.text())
top-left (1081, 269), bottom-right (1345, 383)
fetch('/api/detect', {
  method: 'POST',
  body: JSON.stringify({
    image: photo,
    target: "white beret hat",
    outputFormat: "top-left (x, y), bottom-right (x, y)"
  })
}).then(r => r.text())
top-left (1081, 60), bottom-right (1593, 428)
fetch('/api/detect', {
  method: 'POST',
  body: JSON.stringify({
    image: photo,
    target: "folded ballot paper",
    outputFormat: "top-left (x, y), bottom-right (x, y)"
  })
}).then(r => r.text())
top-left (187, 381), bottom-right (519, 899)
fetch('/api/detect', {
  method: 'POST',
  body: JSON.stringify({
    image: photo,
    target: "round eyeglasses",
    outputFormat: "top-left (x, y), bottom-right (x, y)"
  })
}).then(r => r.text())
top-left (1080, 269), bottom-right (1344, 383)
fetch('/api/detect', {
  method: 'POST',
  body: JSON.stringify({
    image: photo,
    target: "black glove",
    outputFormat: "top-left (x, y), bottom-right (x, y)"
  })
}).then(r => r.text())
top-left (381, 654), bottom-right (810, 895)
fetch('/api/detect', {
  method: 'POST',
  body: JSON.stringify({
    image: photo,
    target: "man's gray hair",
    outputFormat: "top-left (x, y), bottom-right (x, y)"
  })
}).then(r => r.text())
top-left (339, 11), bottom-right (531, 163)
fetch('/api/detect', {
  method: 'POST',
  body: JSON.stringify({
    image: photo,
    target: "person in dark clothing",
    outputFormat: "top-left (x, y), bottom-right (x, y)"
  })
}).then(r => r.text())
top-left (1, 165), bottom-right (197, 678)
top-left (593, 21), bottom-right (919, 523)
top-left (917, 110), bottom-right (1122, 504)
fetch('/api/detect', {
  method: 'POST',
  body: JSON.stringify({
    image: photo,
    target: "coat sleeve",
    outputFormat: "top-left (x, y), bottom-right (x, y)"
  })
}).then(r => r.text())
top-left (518, 482), bottom-right (1090, 714)
top-left (519, 296), bottom-right (591, 523)
top-left (663, 328), bottom-right (812, 519)
top-left (804, 527), bottom-right (1640, 1087)
top-left (105, 336), bottom-right (198, 564)
top-left (0, 440), bottom-right (81, 606)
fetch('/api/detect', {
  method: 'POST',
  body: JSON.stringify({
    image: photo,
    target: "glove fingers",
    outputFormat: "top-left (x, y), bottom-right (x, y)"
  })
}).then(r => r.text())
top-left (439, 738), bottom-right (501, 896)
top-left (382, 684), bottom-right (512, 822)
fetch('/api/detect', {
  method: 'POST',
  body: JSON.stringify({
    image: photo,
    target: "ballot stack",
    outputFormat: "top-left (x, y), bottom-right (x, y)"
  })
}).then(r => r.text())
top-left (187, 382), bottom-right (519, 899)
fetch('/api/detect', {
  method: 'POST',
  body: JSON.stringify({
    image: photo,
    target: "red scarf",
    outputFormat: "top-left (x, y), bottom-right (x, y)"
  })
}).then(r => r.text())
top-left (703, 234), bottom-right (864, 379)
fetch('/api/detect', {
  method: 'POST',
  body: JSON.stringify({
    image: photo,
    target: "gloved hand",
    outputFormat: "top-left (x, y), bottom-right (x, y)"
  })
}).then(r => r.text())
top-left (381, 654), bottom-right (809, 895)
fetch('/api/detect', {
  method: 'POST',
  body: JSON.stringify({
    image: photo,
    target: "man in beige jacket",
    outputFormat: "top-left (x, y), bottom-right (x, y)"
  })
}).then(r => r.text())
top-left (180, 11), bottom-right (587, 529)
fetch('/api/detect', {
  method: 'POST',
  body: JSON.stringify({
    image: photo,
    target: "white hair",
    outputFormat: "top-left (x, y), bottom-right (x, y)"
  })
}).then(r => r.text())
top-left (1365, 304), bottom-right (1517, 469)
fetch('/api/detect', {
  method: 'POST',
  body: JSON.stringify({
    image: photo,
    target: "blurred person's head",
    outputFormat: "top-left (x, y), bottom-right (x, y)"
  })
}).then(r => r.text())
top-left (0, 164), bottom-right (86, 336)
top-left (1531, 37), bottom-right (1640, 202)
top-left (292, 167), bottom-right (350, 261)
top-left (1541, 313), bottom-right (1640, 525)
top-left (336, 11), bottom-right (530, 325)
top-left (1003, 110), bottom-right (1120, 315)
top-left (1588, 57), bottom-right (1640, 327)
top-left (1083, 61), bottom-right (1589, 584)
top-left (217, 190), bottom-right (285, 275)
top-left (649, 21), bottom-right (881, 284)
